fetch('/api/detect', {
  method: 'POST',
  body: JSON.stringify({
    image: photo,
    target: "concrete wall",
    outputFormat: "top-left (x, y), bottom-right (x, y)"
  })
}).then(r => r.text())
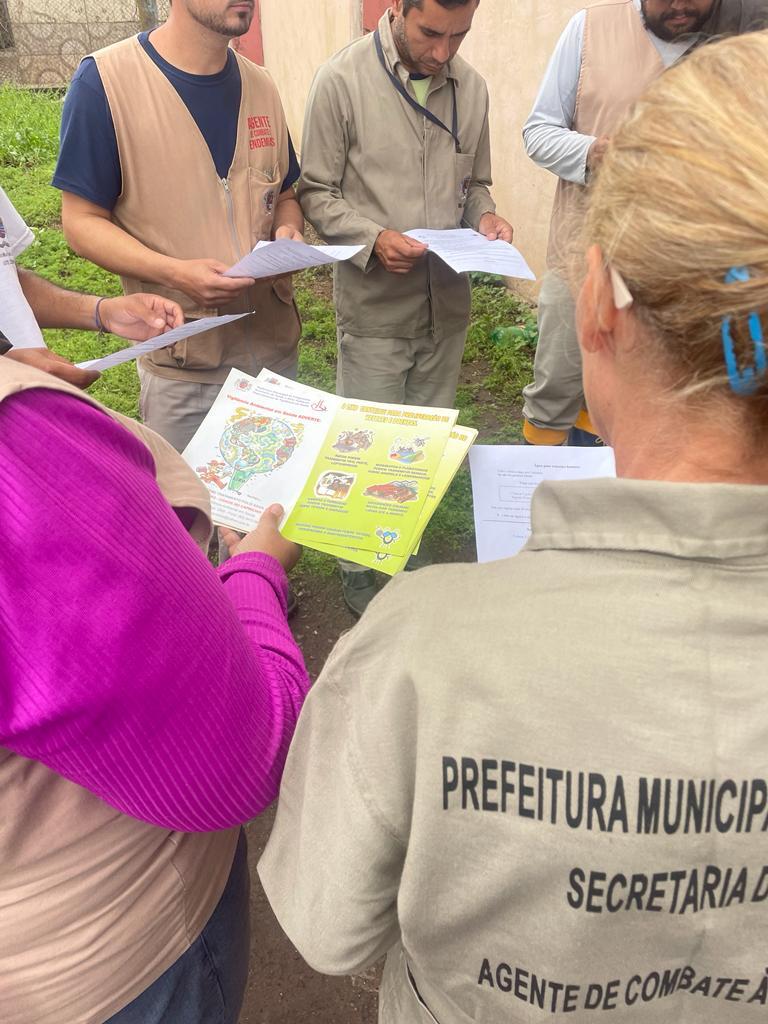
top-left (259, 0), bottom-right (581, 286)
top-left (260, 0), bottom-right (359, 145)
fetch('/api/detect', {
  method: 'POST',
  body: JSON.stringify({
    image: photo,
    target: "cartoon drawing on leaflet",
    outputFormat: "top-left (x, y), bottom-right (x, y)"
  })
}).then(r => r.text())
top-left (333, 429), bottom-right (374, 453)
top-left (389, 436), bottom-right (428, 464)
top-left (364, 480), bottom-right (419, 504)
top-left (315, 471), bottom-right (355, 501)
top-left (197, 408), bottom-right (303, 493)
top-left (375, 527), bottom-right (399, 546)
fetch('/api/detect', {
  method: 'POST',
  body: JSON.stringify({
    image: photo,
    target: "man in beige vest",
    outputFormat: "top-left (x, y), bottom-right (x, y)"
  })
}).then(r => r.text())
top-left (521, 0), bottom-right (718, 446)
top-left (54, 0), bottom-right (303, 453)
top-left (299, 0), bottom-right (513, 615)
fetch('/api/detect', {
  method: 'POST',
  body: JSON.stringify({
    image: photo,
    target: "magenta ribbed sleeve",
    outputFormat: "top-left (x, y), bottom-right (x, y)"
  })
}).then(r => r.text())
top-left (0, 388), bottom-right (311, 831)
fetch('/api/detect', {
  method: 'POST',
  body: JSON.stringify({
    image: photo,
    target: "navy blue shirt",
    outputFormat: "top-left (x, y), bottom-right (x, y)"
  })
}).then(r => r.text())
top-left (53, 32), bottom-right (300, 212)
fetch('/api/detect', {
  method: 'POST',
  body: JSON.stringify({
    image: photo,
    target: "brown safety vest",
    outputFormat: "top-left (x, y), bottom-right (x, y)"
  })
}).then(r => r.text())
top-left (0, 361), bottom-right (238, 1024)
top-left (93, 37), bottom-right (300, 383)
top-left (546, 0), bottom-right (663, 276)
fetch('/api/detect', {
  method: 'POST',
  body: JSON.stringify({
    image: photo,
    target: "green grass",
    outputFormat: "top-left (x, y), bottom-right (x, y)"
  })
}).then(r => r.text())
top-left (0, 86), bottom-right (62, 168)
top-left (2, 85), bottom-right (538, 570)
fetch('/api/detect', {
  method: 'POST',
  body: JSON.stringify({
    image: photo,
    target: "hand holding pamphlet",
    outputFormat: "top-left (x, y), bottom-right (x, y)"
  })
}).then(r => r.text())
top-left (182, 369), bottom-right (476, 573)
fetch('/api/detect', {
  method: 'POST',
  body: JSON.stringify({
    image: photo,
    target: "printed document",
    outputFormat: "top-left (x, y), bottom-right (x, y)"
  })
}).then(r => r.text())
top-left (405, 228), bottom-right (535, 280)
top-left (0, 256), bottom-right (45, 349)
top-left (183, 370), bottom-right (475, 571)
top-left (76, 313), bottom-right (253, 371)
top-left (224, 239), bottom-right (364, 279)
top-left (469, 444), bottom-right (616, 562)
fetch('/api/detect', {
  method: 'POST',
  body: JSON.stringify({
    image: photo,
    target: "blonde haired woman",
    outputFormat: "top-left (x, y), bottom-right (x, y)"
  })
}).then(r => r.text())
top-left (260, 31), bottom-right (768, 1023)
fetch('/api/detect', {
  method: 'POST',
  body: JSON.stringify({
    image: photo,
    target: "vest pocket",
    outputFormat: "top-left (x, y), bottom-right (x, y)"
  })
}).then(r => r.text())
top-left (248, 165), bottom-right (282, 239)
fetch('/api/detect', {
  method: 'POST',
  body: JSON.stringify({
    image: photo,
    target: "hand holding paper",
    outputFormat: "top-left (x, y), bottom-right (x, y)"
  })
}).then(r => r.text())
top-left (76, 312), bottom-right (253, 372)
top-left (405, 228), bottom-right (535, 280)
top-left (224, 239), bottom-right (364, 279)
top-left (98, 292), bottom-right (185, 341)
top-left (183, 369), bottom-right (475, 572)
top-left (173, 258), bottom-right (255, 306)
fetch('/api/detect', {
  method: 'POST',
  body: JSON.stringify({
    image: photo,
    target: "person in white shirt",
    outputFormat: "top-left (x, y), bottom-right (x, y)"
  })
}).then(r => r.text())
top-left (520, 0), bottom-right (712, 446)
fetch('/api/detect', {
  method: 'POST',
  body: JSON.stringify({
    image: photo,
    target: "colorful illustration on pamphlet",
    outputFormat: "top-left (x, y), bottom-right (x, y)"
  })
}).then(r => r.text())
top-left (197, 408), bottom-right (303, 493)
top-left (364, 480), bottom-right (419, 504)
top-left (375, 527), bottom-right (399, 546)
top-left (197, 458), bottom-right (230, 490)
top-left (389, 436), bottom-right (428, 464)
top-left (332, 428), bottom-right (375, 453)
top-left (315, 471), bottom-right (355, 501)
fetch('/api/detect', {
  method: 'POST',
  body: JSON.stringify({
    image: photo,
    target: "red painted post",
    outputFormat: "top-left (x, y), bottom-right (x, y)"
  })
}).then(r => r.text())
top-left (233, 0), bottom-right (264, 64)
top-left (362, 0), bottom-right (390, 32)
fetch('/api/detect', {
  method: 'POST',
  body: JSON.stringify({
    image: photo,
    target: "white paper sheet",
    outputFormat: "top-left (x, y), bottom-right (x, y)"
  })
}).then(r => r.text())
top-left (224, 239), bottom-right (364, 279)
top-left (405, 228), bottom-right (536, 280)
top-left (0, 259), bottom-right (46, 349)
top-left (469, 444), bottom-right (616, 562)
top-left (75, 313), bottom-right (253, 371)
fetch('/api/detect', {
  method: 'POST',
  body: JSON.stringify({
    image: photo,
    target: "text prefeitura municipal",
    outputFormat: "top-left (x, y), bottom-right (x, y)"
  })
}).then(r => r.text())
top-left (442, 756), bottom-right (768, 835)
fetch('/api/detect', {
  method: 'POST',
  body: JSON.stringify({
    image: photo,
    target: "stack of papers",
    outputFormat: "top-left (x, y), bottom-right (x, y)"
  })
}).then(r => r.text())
top-left (183, 369), bottom-right (477, 574)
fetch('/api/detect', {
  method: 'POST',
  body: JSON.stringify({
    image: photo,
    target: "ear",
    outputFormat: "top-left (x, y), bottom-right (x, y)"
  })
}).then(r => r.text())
top-left (391, 0), bottom-right (405, 17)
top-left (578, 245), bottom-right (619, 354)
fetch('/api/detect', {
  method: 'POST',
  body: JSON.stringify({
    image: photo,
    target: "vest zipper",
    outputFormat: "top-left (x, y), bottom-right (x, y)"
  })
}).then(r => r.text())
top-left (220, 176), bottom-right (244, 260)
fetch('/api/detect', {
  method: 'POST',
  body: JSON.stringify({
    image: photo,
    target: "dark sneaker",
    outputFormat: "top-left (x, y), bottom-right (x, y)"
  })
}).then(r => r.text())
top-left (567, 426), bottom-right (604, 446)
top-left (405, 552), bottom-right (431, 571)
top-left (340, 567), bottom-right (378, 619)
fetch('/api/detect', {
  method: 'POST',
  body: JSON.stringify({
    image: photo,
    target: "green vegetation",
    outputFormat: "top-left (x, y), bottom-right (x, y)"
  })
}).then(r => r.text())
top-left (0, 85), bottom-right (62, 168)
top-left (2, 85), bottom-right (538, 568)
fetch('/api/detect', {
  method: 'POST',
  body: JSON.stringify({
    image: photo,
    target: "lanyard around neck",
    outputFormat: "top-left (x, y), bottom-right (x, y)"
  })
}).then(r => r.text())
top-left (373, 28), bottom-right (461, 153)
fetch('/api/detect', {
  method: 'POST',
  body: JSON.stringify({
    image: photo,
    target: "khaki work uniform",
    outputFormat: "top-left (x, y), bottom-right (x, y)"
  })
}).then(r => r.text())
top-left (298, 10), bottom-right (496, 410)
top-left (94, 39), bottom-right (301, 452)
top-left (0, 360), bottom-right (238, 1024)
top-left (261, 476), bottom-right (768, 1023)
top-left (522, 0), bottom-right (666, 442)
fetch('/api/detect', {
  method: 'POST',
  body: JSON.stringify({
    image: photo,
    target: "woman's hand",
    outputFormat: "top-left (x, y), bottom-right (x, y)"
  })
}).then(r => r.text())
top-left (220, 504), bottom-right (301, 572)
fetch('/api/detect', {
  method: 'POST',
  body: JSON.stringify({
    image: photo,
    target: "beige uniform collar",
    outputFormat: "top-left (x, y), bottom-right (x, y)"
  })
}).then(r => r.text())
top-left (376, 9), bottom-right (457, 91)
top-left (527, 477), bottom-right (768, 560)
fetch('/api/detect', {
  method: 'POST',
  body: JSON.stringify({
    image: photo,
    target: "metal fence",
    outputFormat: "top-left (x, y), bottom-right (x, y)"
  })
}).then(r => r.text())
top-left (0, 0), bottom-right (170, 86)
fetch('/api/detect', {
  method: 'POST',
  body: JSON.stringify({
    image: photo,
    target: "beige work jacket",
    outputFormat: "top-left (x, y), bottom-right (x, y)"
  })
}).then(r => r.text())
top-left (298, 11), bottom-right (496, 340)
top-left (0, 360), bottom-right (237, 1024)
top-left (261, 477), bottom-right (768, 1023)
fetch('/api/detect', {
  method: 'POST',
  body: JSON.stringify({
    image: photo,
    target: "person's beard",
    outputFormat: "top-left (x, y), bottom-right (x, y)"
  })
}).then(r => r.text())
top-left (188, 0), bottom-right (254, 38)
top-left (391, 14), bottom-right (419, 71)
top-left (641, 2), bottom-right (711, 41)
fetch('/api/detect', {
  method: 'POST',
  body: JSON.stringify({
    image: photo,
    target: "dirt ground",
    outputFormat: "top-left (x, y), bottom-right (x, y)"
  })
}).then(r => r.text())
top-left (240, 570), bottom-right (379, 1023)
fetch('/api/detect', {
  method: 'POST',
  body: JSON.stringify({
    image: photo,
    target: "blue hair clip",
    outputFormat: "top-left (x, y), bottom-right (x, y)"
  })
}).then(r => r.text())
top-left (721, 266), bottom-right (766, 395)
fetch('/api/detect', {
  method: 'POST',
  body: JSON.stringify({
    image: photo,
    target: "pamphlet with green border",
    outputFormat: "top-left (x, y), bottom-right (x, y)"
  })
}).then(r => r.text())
top-left (183, 369), bottom-right (474, 572)
top-left (281, 398), bottom-right (457, 558)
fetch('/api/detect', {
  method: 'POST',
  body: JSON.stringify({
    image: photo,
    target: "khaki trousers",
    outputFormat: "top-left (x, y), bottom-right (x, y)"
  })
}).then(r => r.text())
top-left (522, 271), bottom-right (583, 440)
top-left (336, 326), bottom-right (467, 409)
top-left (336, 326), bottom-right (467, 574)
